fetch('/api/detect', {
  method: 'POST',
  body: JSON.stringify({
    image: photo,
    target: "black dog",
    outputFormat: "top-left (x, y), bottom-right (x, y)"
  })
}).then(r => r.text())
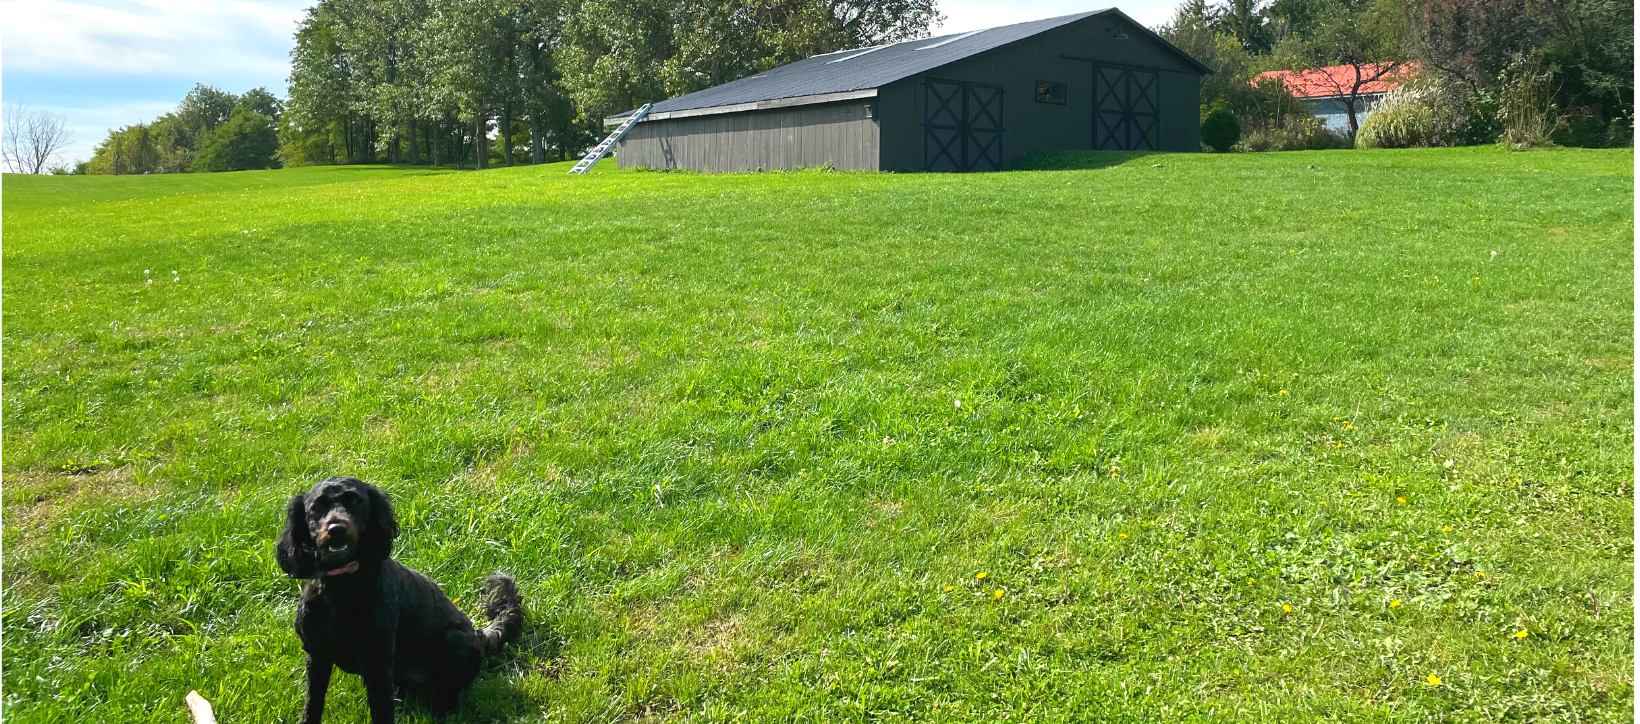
top-left (277, 476), bottom-right (523, 723)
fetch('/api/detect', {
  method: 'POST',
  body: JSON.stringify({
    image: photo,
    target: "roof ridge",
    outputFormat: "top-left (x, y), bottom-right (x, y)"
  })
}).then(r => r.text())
top-left (607, 8), bottom-right (1207, 124)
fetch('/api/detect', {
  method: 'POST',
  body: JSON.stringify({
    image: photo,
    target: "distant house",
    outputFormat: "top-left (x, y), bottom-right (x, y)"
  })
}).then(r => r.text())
top-left (1254, 63), bottom-right (1414, 134)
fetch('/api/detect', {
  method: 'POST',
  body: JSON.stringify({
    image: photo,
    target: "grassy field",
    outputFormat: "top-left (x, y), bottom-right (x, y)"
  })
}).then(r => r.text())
top-left (2, 148), bottom-right (1632, 722)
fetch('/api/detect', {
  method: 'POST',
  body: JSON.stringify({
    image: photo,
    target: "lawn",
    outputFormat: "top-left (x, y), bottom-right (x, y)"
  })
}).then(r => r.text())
top-left (2, 147), bottom-right (1632, 722)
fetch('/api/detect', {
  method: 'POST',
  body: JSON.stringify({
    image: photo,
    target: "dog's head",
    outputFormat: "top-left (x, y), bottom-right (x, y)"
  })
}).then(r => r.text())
top-left (276, 476), bottom-right (398, 579)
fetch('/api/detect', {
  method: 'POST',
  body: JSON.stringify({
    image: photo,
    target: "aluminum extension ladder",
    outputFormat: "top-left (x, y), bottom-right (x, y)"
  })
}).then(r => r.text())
top-left (568, 104), bottom-right (651, 175)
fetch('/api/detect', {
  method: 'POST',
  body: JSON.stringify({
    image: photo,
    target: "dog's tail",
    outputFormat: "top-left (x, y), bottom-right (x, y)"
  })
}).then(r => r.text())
top-left (478, 572), bottom-right (524, 656)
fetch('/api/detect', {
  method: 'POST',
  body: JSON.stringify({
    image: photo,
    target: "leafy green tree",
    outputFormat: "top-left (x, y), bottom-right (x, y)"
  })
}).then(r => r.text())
top-left (284, 2), bottom-right (360, 164)
top-left (285, 0), bottom-right (939, 167)
top-left (557, 0), bottom-right (939, 127)
top-left (1162, 0), bottom-right (1296, 122)
top-left (1212, 0), bottom-right (1274, 53)
top-left (1406, 0), bottom-right (1632, 143)
top-left (173, 84), bottom-right (240, 151)
top-left (1286, 0), bottom-right (1407, 141)
top-left (192, 108), bottom-right (281, 172)
top-left (236, 87), bottom-right (284, 120)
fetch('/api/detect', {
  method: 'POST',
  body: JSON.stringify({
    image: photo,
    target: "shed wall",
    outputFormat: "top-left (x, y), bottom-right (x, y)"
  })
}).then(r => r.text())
top-left (877, 14), bottom-right (1203, 171)
top-left (615, 101), bottom-right (879, 172)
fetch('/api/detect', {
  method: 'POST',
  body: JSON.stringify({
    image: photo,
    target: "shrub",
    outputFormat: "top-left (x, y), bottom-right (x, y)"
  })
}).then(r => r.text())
top-left (1237, 114), bottom-right (1348, 152)
top-left (1201, 108), bottom-right (1241, 152)
top-left (1358, 86), bottom-right (1442, 149)
top-left (1552, 108), bottom-right (1632, 148)
top-left (1498, 58), bottom-right (1560, 150)
top-left (1358, 75), bottom-right (1500, 149)
top-left (192, 109), bottom-right (280, 172)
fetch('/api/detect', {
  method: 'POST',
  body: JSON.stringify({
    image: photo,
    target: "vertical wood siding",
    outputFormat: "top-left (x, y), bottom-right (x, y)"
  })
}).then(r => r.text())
top-left (615, 101), bottom-right (880, 172)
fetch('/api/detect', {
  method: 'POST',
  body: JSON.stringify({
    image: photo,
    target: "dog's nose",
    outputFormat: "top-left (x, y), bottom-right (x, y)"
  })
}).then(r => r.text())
top-left (325, 523), bottom-right (348, 540)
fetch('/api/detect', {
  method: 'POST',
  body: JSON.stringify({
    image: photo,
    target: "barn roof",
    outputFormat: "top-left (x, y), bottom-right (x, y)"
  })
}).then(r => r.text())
top-left (607, 9), bottom-right (1209, 125)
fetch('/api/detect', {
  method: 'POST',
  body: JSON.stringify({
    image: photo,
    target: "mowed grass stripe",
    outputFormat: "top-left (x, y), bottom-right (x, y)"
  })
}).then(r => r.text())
top-left (2, 147), bottom-right (1632, 722)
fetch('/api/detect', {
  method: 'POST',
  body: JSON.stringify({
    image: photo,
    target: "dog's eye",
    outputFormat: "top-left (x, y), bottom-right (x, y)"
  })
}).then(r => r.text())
top-left (339, 491), bottom-right (362, 506)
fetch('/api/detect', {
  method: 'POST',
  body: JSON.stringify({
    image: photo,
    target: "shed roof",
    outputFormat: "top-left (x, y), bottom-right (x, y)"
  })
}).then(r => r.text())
top-left (1254, 63), bottom-right (1415, 99)
top-left (608, 8), bottom-right (1209, 124)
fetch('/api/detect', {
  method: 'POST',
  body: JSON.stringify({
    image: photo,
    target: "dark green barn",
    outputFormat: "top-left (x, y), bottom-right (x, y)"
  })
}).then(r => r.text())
top-left (606, 8), bottom-right (1210, 172)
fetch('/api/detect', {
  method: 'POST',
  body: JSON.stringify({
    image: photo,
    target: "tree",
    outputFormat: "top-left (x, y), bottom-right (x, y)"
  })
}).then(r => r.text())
top-left (1294, 0), bottom-right (1407, 141)
top-left (284, 2), bottom-right (367, 164)
top-left (173, 84), bottom-right (240, 152)
top-left (1160, 0), bottom-right (1300, 124)
top-left (191, 108), bottom-right (281, 172)
top-left (1406, 0), bottom-right (1631, 140)
top-left (236, 87), bottom-right (285, 120)
top-left (1212, 0), bottom-right (1274, 54)
top-left (558, 0), bottom-right (939, 128)
top-left (282, 0), bottom-right (941, 169)
top-left (3, 104), bottom-right (74, 174)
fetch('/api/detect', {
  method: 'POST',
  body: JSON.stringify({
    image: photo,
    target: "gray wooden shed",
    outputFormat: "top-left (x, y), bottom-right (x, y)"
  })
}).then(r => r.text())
top-left (606, 8), bottom-right (1210, 173)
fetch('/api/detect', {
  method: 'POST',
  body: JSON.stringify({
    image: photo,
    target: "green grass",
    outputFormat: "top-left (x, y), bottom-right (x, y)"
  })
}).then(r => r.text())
top-left (1, 165), bottom-right (454, 212)
top-left (3, 148), bottom-right (1632, 722)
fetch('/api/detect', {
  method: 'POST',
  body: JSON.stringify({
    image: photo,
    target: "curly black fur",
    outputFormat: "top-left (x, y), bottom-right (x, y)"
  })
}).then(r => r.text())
top-left (277, 476), bottom-right (524, 723)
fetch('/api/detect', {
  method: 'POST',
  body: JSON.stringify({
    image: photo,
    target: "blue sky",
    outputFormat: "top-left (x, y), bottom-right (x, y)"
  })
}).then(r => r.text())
top-left (2, 0), bottom-right (1179, 165)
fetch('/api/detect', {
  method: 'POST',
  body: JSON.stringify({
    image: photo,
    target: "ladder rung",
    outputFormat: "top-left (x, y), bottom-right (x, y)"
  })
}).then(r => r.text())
top-left (568, 103), bottom-right (653, 175)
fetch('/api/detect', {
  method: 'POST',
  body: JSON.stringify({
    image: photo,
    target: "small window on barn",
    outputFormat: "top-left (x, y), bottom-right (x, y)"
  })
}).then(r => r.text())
top-left (1036, 81), bottom-right (1067, 105)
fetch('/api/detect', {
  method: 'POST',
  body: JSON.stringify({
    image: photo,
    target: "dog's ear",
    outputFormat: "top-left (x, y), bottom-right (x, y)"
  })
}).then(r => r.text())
top-left (276, 493), bottom-right (316, 579)
top-left (357, 483), bottom-right (398, 564)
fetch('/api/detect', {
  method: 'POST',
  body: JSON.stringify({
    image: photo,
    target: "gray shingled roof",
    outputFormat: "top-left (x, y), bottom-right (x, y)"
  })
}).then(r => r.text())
top-left (609, 9), bottom-right (1206, 121)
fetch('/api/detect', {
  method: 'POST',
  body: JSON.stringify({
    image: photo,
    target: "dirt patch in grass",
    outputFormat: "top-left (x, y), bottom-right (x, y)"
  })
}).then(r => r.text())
top-left (3, 465), bottom-right (153, 536)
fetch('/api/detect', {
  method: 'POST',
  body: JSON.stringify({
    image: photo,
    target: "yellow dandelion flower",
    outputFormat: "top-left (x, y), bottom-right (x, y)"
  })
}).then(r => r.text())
top-left (1281, 604), bottom-right (1292, 612)
top-left (1425, 674), bottom-right (1442, 687)
top-left (975, 572), bottom-right (987, 580)
top-left (994, 589), bottom-right (1005, 599)
top-left (1118, 533), bottom-right (1129, 539)
top-left (944, 585), bottom-right (955, 592)
top-left (1515, 630), bottom-right (1529, 639)
top-left (1390, 599), bottom-right (1401, 608)
top-left (1442, 525), bottom-right (1453, 532)
top-left (1345, 424), bottom-right (1354, 430)
top-left (1397, 496), bottom-right (1407, 504)
top-left (1278, 390), bottom-right (1288, 396)
top-left (1318, 500), bottom-right (1326, 505)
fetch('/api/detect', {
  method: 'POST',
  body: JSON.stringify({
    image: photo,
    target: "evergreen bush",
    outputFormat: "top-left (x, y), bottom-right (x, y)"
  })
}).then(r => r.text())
top-left (1201, 107), bottom-right (1241, 152)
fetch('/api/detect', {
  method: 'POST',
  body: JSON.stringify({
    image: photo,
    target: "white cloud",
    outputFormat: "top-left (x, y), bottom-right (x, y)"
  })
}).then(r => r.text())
top-left (1, 0), bottom-right (309, 77)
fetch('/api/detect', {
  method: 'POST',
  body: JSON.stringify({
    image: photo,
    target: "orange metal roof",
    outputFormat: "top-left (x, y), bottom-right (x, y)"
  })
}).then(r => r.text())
top-left (1253, 63), bottom-right (1415, 99)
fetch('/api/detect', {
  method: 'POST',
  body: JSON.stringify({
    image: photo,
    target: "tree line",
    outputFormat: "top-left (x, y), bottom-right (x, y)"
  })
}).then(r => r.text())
top-left (67, 0), bottom-right (936, 174)
top-left (1161, 0), bottom-right (1633, 149)
top-left (65, 0), bottom-right (1629, 174)
top-left (77, 86), bottom-right (283, 174)
top-left (276, 0), bottom-right (939, 169)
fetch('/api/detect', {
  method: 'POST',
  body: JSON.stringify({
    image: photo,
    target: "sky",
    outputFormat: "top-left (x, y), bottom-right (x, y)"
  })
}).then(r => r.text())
top-left (1, 0), bottom-right (1181, 165)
